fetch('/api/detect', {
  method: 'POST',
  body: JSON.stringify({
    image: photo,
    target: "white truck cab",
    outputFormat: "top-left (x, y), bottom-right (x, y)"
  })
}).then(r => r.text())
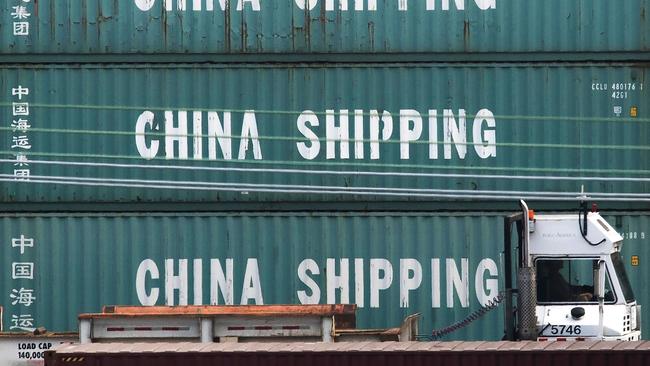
top-left (503, 201), bottom-right (641, 341)
top-left (530, 211), bottom-right (641, 341)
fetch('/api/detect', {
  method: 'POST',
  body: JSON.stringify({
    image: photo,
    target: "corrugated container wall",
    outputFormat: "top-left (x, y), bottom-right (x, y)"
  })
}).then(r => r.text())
top-left (1, 0), bottom-right (648, 57)
top-left (43, 342), bottom-right (650, 366)
top-left (0, 211), bottom-right (647, 339)
top-left (1, 63), bottom-right (648, 204)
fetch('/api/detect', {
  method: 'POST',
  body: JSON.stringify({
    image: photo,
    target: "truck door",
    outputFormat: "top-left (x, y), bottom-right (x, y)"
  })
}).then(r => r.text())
top-left (536, 258), bottom-right (616, 339)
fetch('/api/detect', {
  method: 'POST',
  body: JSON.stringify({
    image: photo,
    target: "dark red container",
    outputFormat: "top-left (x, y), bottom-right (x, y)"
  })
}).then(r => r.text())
top-left (45, 341), bottom-right (650, 366)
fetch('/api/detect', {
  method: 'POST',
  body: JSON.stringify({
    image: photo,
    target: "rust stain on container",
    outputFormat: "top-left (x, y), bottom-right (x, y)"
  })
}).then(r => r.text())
top-left (304, 6), bottom-right (311, 50)
top-left (241, 17), bottom-right (248, 52)
top-left (464, 20), bottom-right (470, 51)
top-left (161, 5), bottom-right (168, 46)
top-left (642, 6), bottom-right (647, 51)
top-left (49, 0), bottom-right (55, 38)
top-left (224, 2), bottom-right (231, 52)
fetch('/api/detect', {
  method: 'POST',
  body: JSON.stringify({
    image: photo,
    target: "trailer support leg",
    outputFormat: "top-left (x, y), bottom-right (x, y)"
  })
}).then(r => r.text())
top-left (201, 318), bottom-right (214, 343)
top-left (80, 319), bottom-right (92, 344)
top-left (321, 316), bottom-right (333, 342)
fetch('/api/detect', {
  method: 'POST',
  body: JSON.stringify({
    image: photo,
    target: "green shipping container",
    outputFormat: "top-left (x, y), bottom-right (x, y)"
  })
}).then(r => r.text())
top-left (1, 63), bottom-right (648, 205)
top-left (0, 211), bottom-right (647, 340)
top-left (1, 0), bottom-right (649, 59)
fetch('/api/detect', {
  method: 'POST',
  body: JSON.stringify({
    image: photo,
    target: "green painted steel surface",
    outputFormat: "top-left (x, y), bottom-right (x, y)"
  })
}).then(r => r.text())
top-left (0, 211), bottom-right (647, 340)
top-left (1, 1), bottom-right (648, 56)
top-left (1, 63), bottom-right (648, 203)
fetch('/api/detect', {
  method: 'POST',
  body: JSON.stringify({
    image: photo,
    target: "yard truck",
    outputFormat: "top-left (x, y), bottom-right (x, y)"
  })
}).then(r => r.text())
top-left (502, 200), bottom-right (641, 341)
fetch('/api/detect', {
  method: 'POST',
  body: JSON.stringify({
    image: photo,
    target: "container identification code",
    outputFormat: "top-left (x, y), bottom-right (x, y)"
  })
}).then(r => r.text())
top-left (591, 82), bottom-right (644, 100)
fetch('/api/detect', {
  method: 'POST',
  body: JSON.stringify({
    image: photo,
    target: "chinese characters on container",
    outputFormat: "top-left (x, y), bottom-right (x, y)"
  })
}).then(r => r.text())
top-left (9, 235), bottom-right (36, 332)
top-left (10, 1), bottom-right (31, 37)
top-left (11, 84), bottom-right (31, 180)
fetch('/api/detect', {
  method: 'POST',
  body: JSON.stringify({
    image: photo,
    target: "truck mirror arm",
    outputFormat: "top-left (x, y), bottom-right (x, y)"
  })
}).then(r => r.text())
top-left (579, 202), bottom-right (605, 246)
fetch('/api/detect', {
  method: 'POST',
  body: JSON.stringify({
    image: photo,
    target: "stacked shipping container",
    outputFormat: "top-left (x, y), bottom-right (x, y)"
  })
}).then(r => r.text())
top-left (1, 1), bottom-right (649, 56)
top-left (0, 64), bottom-right (649, 203)
top-left (1, 0), bottom-right (649, 341)
top-left (1, 211), bottom-right (649, 341)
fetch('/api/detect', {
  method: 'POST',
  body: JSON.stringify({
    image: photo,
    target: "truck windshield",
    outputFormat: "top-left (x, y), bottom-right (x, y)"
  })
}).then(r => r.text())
top-left (611, 252), bottom-right (635, 303)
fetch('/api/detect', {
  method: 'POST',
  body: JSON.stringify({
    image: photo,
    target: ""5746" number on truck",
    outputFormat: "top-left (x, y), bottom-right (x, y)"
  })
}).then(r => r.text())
top-left (548, 324), bottom-right (582, 336)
